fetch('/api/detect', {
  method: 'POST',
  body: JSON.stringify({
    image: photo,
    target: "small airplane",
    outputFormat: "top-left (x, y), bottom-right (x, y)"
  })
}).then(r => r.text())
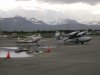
top-left (0, 35), bottom-right (8, 38)
top-left (0, 47), bottom-right (34, 58)
top-left (17, 34), bottom-right (43, 46)
top-left (0, 47), bottom-right (30, 53)
top-left (55, 31), bottom-right (92, 44)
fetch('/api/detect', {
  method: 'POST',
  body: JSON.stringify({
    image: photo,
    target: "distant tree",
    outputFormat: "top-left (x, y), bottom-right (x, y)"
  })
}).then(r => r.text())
top-left (88, 29), bottom-right (92, 32)
top-left (20, 31), bottom-right (25, 34)
top-left (37, 29), bottom-right (40, 33)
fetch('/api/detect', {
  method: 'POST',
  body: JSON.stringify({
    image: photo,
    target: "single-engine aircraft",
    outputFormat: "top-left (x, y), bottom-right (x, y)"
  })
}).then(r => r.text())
top-left (17, 34), bottom-right (43, 46)
top-left (55, 31), bottom-right (92, 44)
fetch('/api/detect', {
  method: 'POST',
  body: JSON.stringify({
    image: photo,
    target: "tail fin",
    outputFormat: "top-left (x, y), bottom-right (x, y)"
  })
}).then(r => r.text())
top-left (77, 31), bottom-right (87, 36)
top-left (38, 33), bottom-right (41, 37)
top-left (18, 37), bottom-right (22, 42)
top-left (55, 31), bottom-right (60, 37)
top-left (55, 31), bottom-right (62, 40)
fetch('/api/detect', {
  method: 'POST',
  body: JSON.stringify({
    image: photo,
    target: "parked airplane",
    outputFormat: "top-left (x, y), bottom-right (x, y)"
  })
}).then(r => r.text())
top-left (0, 47), bottom-right (29, 53)
top-left (17, 34), bottom-right (43, 46)
top-left (55, 31), bottom-right (92, 44)
top-left (0, 35), bottom-right (8, 38)
top-left (0, 47), bottom-right (34, 58)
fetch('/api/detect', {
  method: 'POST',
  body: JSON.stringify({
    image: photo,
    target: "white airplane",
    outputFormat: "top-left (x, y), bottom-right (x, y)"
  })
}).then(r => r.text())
top-left (0, 35), bottom-right (8, 38)
top-left (55, 31), bottom-right (92, 44)
top-left (0, 47), bottom-right (34, 58)
top-left (0, 47), bottom-right (30, 53)
top-left (17, 34), bottom-right (43, 46)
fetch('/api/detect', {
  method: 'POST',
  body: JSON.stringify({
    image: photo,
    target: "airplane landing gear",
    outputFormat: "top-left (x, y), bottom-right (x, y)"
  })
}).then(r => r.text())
top-left (75, 39), bottom-right (79, 44)
top-left (64, 42), bottom-right (66, 45)
top-left (81, 42), bottom-right (84, 44)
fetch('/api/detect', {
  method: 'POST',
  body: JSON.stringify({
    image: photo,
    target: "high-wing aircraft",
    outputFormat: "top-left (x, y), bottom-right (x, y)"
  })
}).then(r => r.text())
top-left (17, 34), bottom-right (43, 46)
top-left (0, 47), bottom-right (34, 58)
top-left (0, 47), bottom-right (30, 53)
top-left (55, 31), bottom-right (92, 44)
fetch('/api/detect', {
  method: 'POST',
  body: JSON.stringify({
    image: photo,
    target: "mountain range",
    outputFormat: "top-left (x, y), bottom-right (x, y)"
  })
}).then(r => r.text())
top-left (0, 16), bottom-right (100, 31)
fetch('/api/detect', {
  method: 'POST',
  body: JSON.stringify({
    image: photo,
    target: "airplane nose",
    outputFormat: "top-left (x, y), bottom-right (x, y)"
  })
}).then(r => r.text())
top-left (87, 37), bottom-right (92, 41)
top-left (89, 37), bottom-right (92, 40)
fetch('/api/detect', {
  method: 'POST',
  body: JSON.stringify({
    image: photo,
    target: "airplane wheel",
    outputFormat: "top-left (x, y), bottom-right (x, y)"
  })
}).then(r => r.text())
top-left (81, 42), bottom-right (84, 44)
top-left (64, 41), bottom-right (66, 45)
top-left (76, 39), bottom-right (79, 44)
top-left (75, 42), bottom-right (78, 44)
top-left (64, 42), bottom-right (66, 44)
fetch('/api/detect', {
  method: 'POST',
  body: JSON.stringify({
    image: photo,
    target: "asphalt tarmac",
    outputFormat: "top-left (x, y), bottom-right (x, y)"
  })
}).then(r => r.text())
top-left (0, 35), bottom-right (100, 75)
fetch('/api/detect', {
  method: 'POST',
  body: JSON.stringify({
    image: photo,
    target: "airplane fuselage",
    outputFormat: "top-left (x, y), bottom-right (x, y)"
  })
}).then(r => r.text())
top-left (64, 36), bottom-right (92, 44)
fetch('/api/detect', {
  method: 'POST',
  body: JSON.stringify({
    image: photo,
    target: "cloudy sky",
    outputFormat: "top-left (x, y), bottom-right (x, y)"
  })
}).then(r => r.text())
top-left (0, 0), bottom-right (100, 22)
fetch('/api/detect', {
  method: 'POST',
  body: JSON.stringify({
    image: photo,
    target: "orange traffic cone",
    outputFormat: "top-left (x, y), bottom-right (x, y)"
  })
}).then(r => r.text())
top-left (47, 46), bottom-right (51, 53)
top-left (6, 51), bottom-right (11, 59)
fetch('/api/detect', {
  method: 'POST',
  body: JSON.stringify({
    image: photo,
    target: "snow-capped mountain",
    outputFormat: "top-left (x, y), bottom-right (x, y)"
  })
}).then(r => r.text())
top-left (0, 16), bottom-right (100, 31)
top-left (80, 21), bottom-right (100, 25)
top-left (47, 18), bottom-right (100, 30)
top-left (26, 17), bottom-right (45, 25)
top-left (0, 16), bottom-right (47, 31)
top-left (47, 19), bottom-right (80, 25)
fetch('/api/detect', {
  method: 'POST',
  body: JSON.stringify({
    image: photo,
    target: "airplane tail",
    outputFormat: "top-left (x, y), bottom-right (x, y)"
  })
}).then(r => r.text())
top-left (17, 37), bottom-right (23, 42)
top-left (38, 33), bottom-right (41, 37)
top-left (55, 31), bottom-right (62, 40)
top-left (18, 37), bottom-right (20, 42)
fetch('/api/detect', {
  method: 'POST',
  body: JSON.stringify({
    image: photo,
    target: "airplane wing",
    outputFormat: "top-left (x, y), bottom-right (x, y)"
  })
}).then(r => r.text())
top-left (68, 31), bottom-right (80, 39)
top-left (0, 47), bottom-right (29, 53)
top-left (60, 34), bottom-right (69, 37)
top-left (0, 47), bottom-right (19, 51)
top-left (77, 31), bottom-right (87, 37)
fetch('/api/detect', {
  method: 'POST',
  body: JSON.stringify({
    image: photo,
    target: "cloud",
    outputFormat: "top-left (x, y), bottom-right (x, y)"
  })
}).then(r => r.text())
top-left (15, 0), bottom-right (31, 1)
top-left (37, 0), bottom-right (100, 5)
top-left (0, 8), bottom-right (99, 22)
